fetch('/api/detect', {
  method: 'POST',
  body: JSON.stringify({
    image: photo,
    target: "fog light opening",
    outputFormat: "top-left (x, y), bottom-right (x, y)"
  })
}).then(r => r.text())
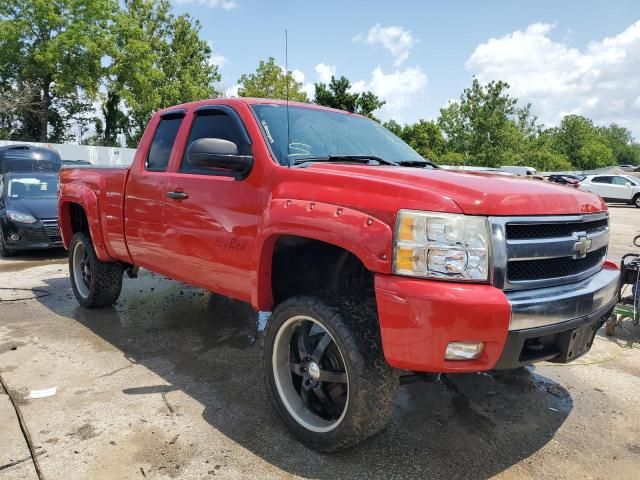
top-left (9, 233), bottom-right (20, 242)
top-left (445, 342), bottom-right (484, 360)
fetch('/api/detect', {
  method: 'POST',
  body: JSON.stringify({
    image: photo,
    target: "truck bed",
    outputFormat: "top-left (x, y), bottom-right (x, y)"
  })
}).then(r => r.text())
top-left (59, 166), bottom-right (131, 262)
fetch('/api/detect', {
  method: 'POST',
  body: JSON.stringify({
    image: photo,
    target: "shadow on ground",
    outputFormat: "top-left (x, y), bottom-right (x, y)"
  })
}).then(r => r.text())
top-left (35, 272), bottom-right (572, 478)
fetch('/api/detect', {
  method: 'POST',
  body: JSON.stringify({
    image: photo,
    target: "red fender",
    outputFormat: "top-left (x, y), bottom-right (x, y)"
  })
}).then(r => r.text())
top-left (251, 198), bottom-right (393, 310)
top-left (58, 183), bottom-right (112, 261)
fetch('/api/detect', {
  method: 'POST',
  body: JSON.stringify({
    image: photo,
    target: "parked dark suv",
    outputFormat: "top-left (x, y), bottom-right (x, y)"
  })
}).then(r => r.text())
top-left (0, 172), bottom-right (62, 256)
top-left (0, 144), bottom-right (62, 174)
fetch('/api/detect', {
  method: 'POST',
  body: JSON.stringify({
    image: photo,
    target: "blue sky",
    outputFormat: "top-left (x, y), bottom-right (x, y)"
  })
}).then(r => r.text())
top-left (172, 0), bottom-right (640, 137)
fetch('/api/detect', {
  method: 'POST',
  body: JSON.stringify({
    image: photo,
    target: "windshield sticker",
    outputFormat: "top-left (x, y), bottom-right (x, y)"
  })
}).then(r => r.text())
top-left (261, 120), bottom-right (275, 144)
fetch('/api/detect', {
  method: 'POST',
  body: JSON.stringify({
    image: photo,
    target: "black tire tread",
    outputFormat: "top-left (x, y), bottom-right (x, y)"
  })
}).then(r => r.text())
top-left (69, 232), bottom-right (123, 308)
top-left (263, 292), bottom-right (398, 452)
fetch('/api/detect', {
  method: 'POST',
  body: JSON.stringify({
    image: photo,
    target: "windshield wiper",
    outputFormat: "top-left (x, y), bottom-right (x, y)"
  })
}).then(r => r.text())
top-left (396, 159), bottom-right (440, 169)
top-left (292, 155), bottom-right (399, 166)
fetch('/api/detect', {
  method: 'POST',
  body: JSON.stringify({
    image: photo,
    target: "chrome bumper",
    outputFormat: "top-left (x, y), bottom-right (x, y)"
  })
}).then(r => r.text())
top-left (506, 266), bottom-right (620, 331)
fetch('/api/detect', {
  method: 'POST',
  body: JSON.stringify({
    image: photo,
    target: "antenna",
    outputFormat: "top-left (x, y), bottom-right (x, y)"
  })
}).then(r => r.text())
top-left (285, 29), bottom-right (292, 168)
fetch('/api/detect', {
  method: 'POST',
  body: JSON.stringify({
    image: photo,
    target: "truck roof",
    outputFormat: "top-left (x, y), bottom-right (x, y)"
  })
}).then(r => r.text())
top-left (155, 97), bottom-right (363, 118)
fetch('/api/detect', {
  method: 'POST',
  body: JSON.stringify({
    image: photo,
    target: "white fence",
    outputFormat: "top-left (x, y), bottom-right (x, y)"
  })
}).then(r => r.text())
top-left (0, 140), bottom-right (136, 166)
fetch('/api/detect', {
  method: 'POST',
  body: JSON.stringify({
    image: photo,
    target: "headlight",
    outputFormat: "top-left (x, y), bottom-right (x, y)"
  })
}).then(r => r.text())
top-left (6, 210), bottom-right (37, 224)
top-left (393, 210), bottom-right (491, 281)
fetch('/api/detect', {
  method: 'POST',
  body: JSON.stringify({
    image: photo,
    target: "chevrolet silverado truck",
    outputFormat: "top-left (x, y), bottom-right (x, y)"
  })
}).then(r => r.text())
top-left (58, 98), bottom-right (620, 451)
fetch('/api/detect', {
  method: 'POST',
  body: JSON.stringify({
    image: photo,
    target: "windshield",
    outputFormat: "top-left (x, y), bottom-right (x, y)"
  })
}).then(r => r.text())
top-left (625, 176), bottom-right (640, 185)
top-left (7, 176), bottom-right (59, 199)
top-left (252, 104), bottom-right (426, 166)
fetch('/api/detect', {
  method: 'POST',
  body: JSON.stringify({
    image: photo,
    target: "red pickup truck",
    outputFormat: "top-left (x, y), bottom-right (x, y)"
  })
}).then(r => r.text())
top-left (58, 98), bottom-right (620, 451)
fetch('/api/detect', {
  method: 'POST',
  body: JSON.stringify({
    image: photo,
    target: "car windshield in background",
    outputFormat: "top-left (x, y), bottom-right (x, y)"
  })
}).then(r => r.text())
top-left (252, 104), bottom-right (428, 166)
top-left (7, 176), bottom-right (59, 199)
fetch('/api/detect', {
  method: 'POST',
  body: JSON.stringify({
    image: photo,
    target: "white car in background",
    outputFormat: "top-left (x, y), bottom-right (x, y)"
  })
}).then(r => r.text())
top-left (579, 174), bottom-right (640, 207)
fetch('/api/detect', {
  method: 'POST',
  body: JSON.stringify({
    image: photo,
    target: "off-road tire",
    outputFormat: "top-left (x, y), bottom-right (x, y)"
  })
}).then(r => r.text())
top-left (605, 314), bottom-right (617, 336)
top-left (263, 293), bottom-right (399, 452)
top-left (0, 227), bottom-right (12, 257)
top-left (69, 232), bottom-right (123, 308)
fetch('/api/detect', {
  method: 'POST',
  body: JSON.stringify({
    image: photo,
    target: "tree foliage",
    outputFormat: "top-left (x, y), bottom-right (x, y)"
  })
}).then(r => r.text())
top-left (313, 75), bottom-right (384, 119)
top-left (0, 0), bottom-right (116, 141)
top-left (237, 57), bottom-right (307, 102)
top-left (384, 78), bottom-right (637, 172)
top-left (0, 0), bottom-right (219, 145)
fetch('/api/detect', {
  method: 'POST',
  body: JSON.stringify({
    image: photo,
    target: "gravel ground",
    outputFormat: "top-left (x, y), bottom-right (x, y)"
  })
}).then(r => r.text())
top-left (0, 205), bottom-right (639, 479)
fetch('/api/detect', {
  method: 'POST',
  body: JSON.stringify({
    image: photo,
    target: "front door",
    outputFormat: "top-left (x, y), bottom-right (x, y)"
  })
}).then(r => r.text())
top-left (125, 112), bottom-right (185, 272)
top-left (162, 106), bottom-right (262, 303)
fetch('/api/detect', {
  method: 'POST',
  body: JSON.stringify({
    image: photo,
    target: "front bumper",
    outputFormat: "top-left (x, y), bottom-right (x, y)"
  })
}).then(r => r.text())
top-left (374, 262), bottom-right (620, 373)
top-left (1, 219), bottom-right (63, 251)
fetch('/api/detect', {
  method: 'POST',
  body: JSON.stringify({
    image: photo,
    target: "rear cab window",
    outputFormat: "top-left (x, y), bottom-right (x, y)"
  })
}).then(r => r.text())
top-left (591, 176), bottom-right (611, 184)
top-left (146, 113), bottom-right (184, 172)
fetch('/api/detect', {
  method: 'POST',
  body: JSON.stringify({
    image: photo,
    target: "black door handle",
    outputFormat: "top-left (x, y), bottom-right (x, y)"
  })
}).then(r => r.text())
top-left (166, 191), bottom-right (188, 200)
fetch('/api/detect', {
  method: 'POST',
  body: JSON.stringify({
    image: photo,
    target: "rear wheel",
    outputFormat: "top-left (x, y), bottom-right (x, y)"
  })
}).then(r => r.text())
top-left (263, 294), bottom-right (398, 452)
top-left (69, 232), bottom-right (123, 308)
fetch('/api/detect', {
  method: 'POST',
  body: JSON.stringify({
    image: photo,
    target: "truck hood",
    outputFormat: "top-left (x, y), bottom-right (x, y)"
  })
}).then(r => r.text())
top-left (306, 164), bottom-right (606, 216)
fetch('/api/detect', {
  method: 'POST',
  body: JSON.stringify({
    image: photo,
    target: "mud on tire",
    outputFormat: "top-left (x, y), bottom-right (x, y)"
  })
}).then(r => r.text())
top-left (69, 232), bottom-right (123, 308)
top-left (263, 293), bottom-right (399, 452)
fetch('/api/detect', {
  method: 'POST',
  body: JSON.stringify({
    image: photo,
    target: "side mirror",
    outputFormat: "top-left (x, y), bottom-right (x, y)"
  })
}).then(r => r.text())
top-left (186, 138), bottom-right (253, 180)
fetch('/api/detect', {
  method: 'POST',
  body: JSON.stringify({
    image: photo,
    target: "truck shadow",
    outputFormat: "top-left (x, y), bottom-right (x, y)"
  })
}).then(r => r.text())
top-left (36, 271), bottom-right (572, 479)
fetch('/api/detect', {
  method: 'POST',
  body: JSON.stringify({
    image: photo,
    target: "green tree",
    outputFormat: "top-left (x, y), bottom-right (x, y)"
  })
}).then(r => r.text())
top-left (546, 115), bottom-right (615, 170)
top-left (438, 79), bottom-right (532, 167)
top-left (383, 119), bottom-right (403, 137)
top-left (0, 0), bottom-right (116, 141)
top-left (314, 76), bottom-right (384, 119)
top-left (400, 120), bottom-right (446, 160)
top-left (98, 0), bottom-right (220, 146)
top-left (237, 57), bottom-right (307, 102)
top-left (598, 123), bottom-right (640, 166)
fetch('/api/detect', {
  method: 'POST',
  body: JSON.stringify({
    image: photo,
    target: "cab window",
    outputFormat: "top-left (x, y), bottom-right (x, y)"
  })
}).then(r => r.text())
top-left (591, 176), bottom-right (612, 184)
top-left (180, 109), bottom-right (250, 173)
top-left (146, 115), bottom-right (184, 172)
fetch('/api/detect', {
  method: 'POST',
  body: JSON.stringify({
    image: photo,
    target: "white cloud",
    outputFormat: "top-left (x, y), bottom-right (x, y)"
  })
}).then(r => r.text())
top-left (466, 20), bottom-right (640, 135)
top-left (315, 63), bottom-right (336, 83)
top-left (173, 0), bottom-right (237, 9)
top-left (357, 23), bottom-right (416, 66)
top-left (209, 54), bottom-right (228, 68)
top-left (352, 66), bottom-right (428, 121)
top-left (224, 84), bottom-right (240, 98)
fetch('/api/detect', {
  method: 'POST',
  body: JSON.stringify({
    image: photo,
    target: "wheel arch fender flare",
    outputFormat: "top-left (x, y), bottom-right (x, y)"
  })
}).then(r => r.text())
top-left (59, 184), bottom-right (111, 261)
top-left (251, 199), bottom-right (394, 310)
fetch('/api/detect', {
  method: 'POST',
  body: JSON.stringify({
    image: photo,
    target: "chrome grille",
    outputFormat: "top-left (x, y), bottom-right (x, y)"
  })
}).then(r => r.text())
top-left (490, 212), bottom-right (609, 291)
top-left (41, 218), bottom-right (62, 243)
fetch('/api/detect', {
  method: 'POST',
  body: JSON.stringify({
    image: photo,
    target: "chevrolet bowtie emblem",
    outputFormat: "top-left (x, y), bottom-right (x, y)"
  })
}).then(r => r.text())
top-left (573, 234), bottom-right (592, 259)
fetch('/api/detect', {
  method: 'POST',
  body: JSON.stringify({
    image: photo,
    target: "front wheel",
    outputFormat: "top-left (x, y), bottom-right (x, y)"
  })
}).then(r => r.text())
top-left (633, 194), bottom-right (640, 208)
top-left (263, 294), bottom-right (398, 452)
top-left (0, 227), bottom-right (12, 257)
top-left (605, 315), bottom-right (617, 336)
top-left (69, 232), bottom-right (123, 308)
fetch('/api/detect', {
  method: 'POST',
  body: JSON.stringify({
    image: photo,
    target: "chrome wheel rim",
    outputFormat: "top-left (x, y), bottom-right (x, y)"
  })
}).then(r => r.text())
top-left (272, 315), bottom-right (349, 432)
top-left (72, 242), bottom-right (91, 299)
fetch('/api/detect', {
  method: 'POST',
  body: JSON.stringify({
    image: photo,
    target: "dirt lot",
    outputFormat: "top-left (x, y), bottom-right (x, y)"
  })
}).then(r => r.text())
top-left (1, 206), bottom-right (639, 479)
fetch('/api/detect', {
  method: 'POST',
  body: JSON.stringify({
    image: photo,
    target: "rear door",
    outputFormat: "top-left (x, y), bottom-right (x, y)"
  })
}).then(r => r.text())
top-left (124, 110), bottom-right (185, 272)
top-left (586, 176), bottom-right (614, 199)
top-left (162, 105), bottom-right (262, 303)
